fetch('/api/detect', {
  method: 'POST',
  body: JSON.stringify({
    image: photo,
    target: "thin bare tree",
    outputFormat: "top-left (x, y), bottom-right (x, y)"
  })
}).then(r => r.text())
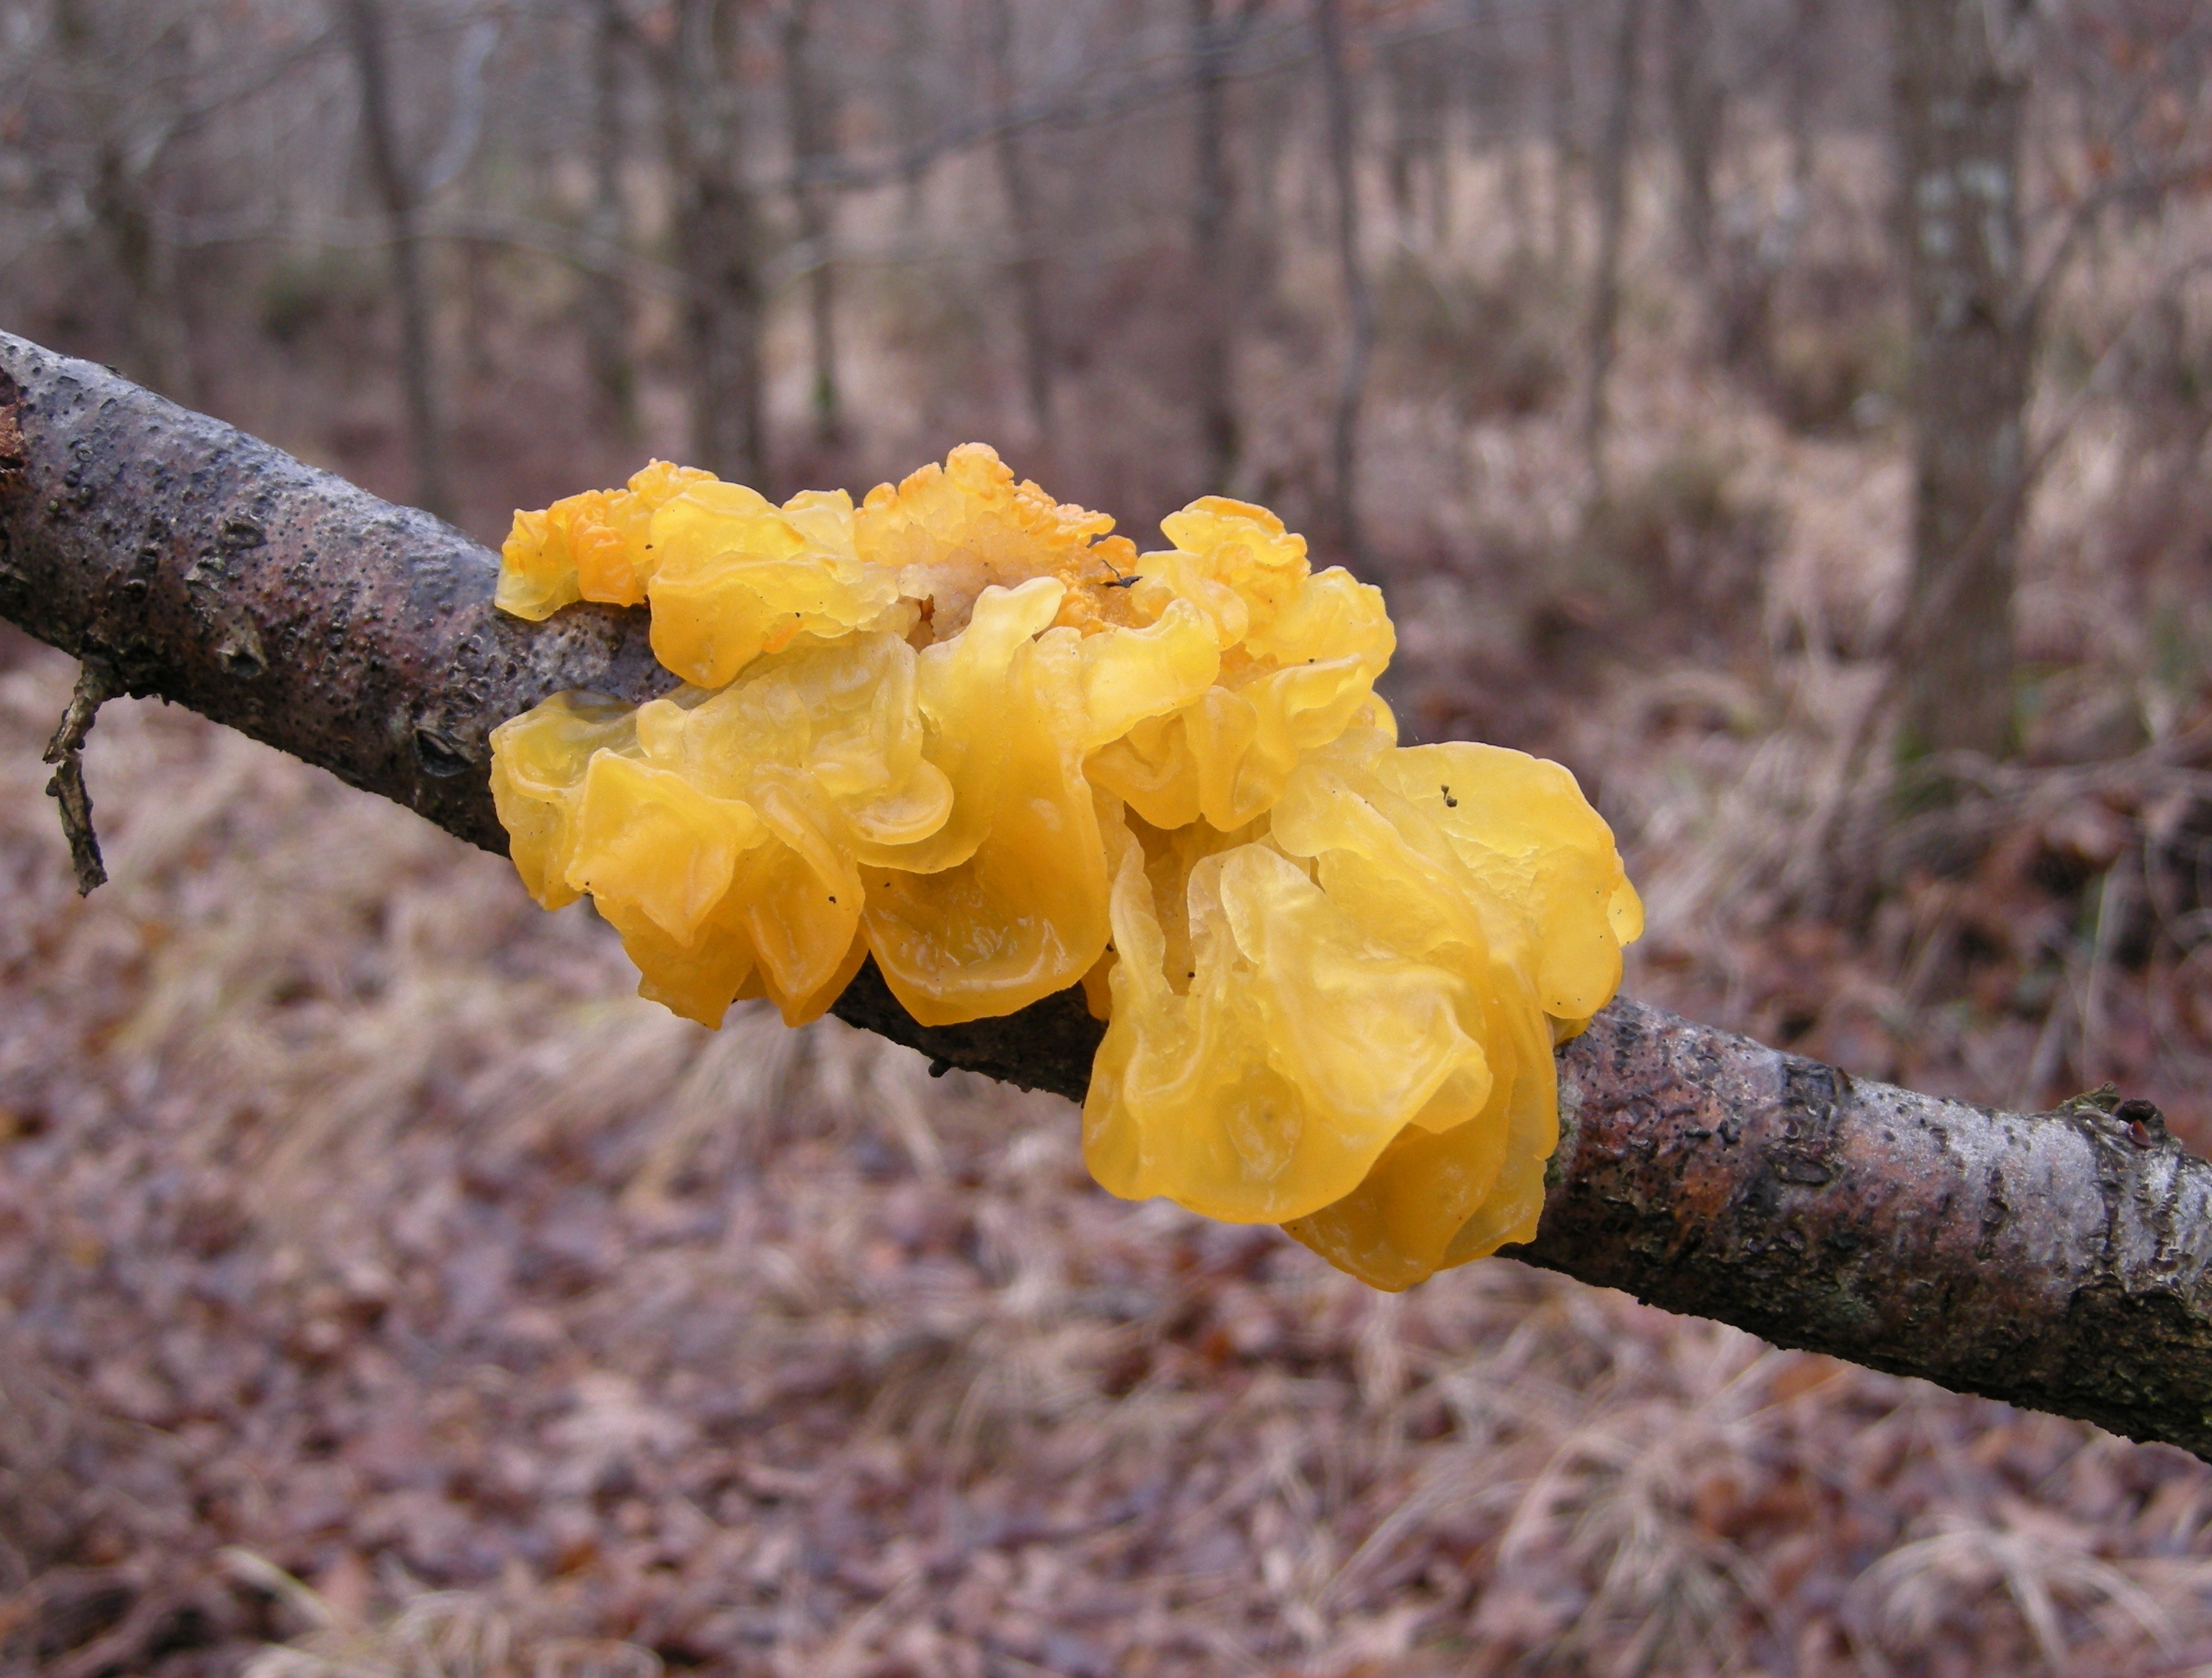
top-left (784, 0), bottom-right (844, 447)
top-left (582, 0), bottom-right (637, 442)
top-left (1664, 0), bottom-right (1718, 287)
top-left (891, 0), bottom-right (933, 227)
top-left (1545, 0), bottom-right (1579, 277)
top-left (340, 0), bottom-right (453, 520)
top-left (53, 0), bottom-right (196, 406)
top-left (1890, 0), bottom-right (2032, 758)
top-left (1189, 0), bottom-right (1263, 497)
top-left (664, 0), bottom-right (769, 486)
top-left (984, 0), bottom-right (1054, 448)
top-left (1314, 0), bottom-right (1372, 568)
top-left (1582, 0), bottom-right (1643, 501)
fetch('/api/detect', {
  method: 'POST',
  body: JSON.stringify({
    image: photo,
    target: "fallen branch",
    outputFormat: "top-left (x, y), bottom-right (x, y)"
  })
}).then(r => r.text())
top-left (5, 333), bottom-right (2211, 1459)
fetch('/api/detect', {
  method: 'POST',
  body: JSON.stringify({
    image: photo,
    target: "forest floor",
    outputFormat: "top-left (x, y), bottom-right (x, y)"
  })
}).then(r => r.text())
top-left (10, 632), bottom-right (2212, 1678)
top-left (9, 152), bottom-right (2212, 1678)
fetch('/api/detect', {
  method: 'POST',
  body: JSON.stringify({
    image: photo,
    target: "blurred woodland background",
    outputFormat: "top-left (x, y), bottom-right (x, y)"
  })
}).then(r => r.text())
top-left (5, 0), bottom-right (2212, 1672)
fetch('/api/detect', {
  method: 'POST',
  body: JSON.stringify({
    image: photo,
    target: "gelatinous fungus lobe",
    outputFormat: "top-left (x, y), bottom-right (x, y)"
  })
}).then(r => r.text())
top-left (490, 444), bottom-right (1640, 1289)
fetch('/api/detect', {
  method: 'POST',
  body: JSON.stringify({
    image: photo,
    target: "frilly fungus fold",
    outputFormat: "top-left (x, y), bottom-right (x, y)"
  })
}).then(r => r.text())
top-left (490, 444), bottom-right (1641, 1289)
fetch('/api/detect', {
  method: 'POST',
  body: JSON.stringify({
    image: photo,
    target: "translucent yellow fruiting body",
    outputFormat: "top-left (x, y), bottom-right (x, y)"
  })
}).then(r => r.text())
top-left (490, 444), bottom-right (1640, 1289)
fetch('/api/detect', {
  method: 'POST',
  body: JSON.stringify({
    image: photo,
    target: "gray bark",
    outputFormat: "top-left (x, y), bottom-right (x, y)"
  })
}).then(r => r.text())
top-left (1889, 0), bottom-right (2032, 759)
top-left (7, 336), bottom-right (2212, 1461)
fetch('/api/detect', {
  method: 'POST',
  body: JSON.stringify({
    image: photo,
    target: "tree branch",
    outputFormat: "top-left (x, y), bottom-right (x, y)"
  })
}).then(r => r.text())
top-left (5, 333), bottom-right (2212, 1459)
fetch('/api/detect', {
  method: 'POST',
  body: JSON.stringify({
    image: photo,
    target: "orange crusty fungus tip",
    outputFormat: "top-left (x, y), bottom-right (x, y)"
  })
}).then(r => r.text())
top-left (489, 444), bottom-right (1642, 1290)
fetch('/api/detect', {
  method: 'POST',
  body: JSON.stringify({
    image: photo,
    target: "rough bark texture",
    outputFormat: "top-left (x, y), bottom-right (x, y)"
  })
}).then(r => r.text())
top-left (1538, 999), bottom-right (2212, 1459)
top-left (7, 336), bottom-right (2212, 1460)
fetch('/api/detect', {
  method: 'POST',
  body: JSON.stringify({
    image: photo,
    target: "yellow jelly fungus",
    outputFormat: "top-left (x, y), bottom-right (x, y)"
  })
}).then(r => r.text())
top-left (490, 443), bottom-right (1640, 1289)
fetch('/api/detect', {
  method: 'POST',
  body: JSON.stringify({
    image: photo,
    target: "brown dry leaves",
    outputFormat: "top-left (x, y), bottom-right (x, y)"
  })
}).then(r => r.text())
top-left (7, 641), bottom-right (2212, 1678)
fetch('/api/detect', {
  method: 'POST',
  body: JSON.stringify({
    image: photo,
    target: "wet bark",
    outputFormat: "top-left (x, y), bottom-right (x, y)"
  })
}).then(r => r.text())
top-left (1890, 0), bottom-right (2031, 758)
top-left (9, 335), bottom-right (2212, 1461)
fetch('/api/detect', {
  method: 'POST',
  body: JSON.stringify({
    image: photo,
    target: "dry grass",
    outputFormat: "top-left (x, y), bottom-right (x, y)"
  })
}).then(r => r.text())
top-left (8, 607), bottom-right (2212, 1674)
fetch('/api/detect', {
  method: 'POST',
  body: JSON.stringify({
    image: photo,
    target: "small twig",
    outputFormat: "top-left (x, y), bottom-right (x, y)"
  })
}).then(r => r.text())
top-left (41, 657), bottom-right (116, 896)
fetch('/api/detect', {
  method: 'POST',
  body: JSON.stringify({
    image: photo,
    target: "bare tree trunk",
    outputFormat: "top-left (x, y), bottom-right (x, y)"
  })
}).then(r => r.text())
top-left (984, 0), bottom-right (1054, 449)
top-left (893, 0), bottom-right (932, 228)
top-left (1664, 0), bottom-right (1718, 286)
top-left (1545, 0), bottom-right (1579, 278)
top-left (1189, 0), bottom-right (1241, 496)
top-left (339, 0), bottom-right (453, 523)
top-left (583, 0), bottom-right (637, 442)
top-left (665, 0), bottom-right (768, 487)
top-left (1384, 46), bottom-right (1419, 245)
top-left (1315, 0), bottom-right (1372, 569)
top-left (1466, 0), bottom-right (1528, 267)
top-left (16, 333), bottom-right (2212, 1462)
top-left (784, 0), bottom-right (844, 449)
top-left (53, 0), bottom-right (196, 406)
top-left (1788, 0), bottom-right (1827, 200)
top-left (86, 141), bottom-right (196, 407)
top-left (1891, 0), bottom-right (2030, 759)
top-left (1582, 0), bottom-right (1642, 502)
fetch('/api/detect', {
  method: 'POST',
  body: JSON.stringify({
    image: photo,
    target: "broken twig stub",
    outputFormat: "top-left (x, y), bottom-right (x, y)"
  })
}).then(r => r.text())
top-left (41, 655), bottom-right (114, 894)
